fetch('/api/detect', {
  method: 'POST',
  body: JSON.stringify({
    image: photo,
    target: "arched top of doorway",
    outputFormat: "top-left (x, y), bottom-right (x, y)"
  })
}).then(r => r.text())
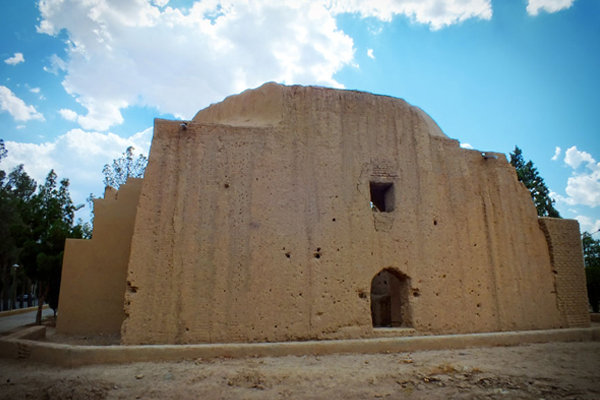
top-left (370, 268), bottom-right (412, 328)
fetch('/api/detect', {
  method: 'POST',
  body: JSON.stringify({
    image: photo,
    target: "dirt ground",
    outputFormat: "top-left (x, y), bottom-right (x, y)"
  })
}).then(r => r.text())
top-left (0, 341), bottom-right (599, 399)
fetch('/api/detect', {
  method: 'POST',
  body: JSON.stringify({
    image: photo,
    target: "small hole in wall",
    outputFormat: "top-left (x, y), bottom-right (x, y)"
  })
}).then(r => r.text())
top-left (314, 248), bottom-right (322, 258)
top-left (433, 220), bottom-right (438, 226)
top-left (358, 290), bottom-right (367, 299)
top-left (332, 218), bottom-right (336, 222)
top-left (285, 252), bottom-right (291, 258)
top-left (127, 281), bottom-right (138, 293)
top-left (185, 327), bottom-right (190, 332)
top-left (224, 183), bottom-right (230, 188)
top-left (412, 290), bottom-right (420, 297)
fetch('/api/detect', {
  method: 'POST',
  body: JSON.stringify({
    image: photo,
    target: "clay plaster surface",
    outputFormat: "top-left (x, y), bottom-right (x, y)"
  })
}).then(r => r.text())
top-left (120, 84), bottom-right (570, 345)
top-left (57, 179), bottom-right (142, 335)
top-left (539, 217), bottom-right (590, 327)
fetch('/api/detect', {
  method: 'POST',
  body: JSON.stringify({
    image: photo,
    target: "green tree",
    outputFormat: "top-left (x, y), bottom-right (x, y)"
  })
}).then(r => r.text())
top-left (0, 141), bottom-right (38, 311)
top-left (0, 139), bottom-right (18, 310)
top-left (582, 231), bottom-right (600, 312)
top-left (87, 146), bottom-right (148, 224)
top-left (0, 141), bottom-right (86, 319)
top-left (19, 170), bottom-right (86, 322)
top-left (0, 139), bottom-right (6, 161)
top-left (102, 146), bottom-right (147, 190)
top-left (509, 146), bottom-right (561, 218)
top-left (3, 165), bottom-right (37, 310)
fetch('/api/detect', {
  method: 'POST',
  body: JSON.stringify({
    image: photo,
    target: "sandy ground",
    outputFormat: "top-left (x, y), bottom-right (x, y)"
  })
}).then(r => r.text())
top-left (0, 341), bottom-right (598, 399)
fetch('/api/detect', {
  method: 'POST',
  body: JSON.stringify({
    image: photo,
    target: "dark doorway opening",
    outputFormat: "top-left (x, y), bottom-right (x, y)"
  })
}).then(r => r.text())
top-left (370, 269), bottom-right (411, 327)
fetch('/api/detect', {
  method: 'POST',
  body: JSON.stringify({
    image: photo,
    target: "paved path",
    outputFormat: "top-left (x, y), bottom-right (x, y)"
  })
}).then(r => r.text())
top-left (0, 307), bottom-right (53, 334)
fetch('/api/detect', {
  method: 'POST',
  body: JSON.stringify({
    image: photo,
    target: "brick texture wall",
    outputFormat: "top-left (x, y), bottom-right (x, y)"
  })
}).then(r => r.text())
top-left (539, 217), bottom-right (590, 328)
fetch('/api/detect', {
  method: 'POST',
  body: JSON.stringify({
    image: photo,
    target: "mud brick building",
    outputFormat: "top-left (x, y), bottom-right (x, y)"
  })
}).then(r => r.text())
top-left (57, 83), bottom-right (589, 344)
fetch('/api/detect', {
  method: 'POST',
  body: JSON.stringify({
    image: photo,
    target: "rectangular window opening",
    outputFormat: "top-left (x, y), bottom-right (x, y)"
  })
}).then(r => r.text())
top-left (370, 182), bottom-right (395, 212)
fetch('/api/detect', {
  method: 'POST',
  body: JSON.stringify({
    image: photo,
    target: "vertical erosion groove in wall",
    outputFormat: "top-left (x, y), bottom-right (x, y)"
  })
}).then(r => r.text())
top-left (480, 189), bottom-right (501, 331)
top-left (204, 127), bottom-right (225, 342)
top-left (538, 219), bottom-right (562, 325)
top-left (173, 130), bottom-right (187, 341)
top-left (539, 218), bottom-right (590, 328)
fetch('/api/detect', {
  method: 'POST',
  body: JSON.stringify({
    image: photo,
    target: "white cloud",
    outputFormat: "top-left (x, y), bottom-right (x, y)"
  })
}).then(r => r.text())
top-left (29, 87), bottom-right (41, 94)
top-left (555, 146), bottom-right (600, 208)
top-left (36, 0), bottom-right (493, 131)
top-left (3, 128), bottom-right (152, 210)
top-left (564, 174), bottom-right (600, 208)
top-left (4, 52), bottom-right (25, 65)
top-left (575, 215), bottom-right (600, 234)
top-left (565, 146), bottom-right (595, 169)
top-left (0, 85), bottom-right (45, 122)
top-left (460, 142), bottom-right (474, 149)
top-left (526, 0), bottom-right (575, 15)
top-left (59, 108), bottom-right (78, 121)
top-left (367, 48), bottom-right (375, 59)
top-left (36, 0), bottom-right (355, 130)
top-left (551, 146), bottom-right (561, 161)
top-left (327, 0), bottom-right (492, 29)
top-left (152, 0), bottom-right (169, 7)
top-left (42, 54), bottom-right (67, 75)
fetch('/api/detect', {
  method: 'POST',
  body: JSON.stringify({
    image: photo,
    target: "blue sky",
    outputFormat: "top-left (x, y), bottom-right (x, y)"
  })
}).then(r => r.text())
top-left (0, 0), bottom-right (599, 232)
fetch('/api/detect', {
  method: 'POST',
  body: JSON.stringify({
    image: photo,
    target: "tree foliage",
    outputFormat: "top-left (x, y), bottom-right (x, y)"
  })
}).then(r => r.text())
top-left (102, 146), bottom-right (147, 190)
top-left (0, 139), bottom-right (6, 161)
top-left (0, 139), bottom-right (85, 321)
top-left (509, 146), bottom-right (561, 218)
top-left (0, 139), bottom-right (21, 311)
top-left (582, 232), bottom-right (600, 312)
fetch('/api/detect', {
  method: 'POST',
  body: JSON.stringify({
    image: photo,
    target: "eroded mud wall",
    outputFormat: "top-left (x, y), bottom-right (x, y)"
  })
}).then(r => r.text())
top-left (121, 84), bottom-right (563, 344)
top-left (539, 217), bottom-right (590, 327)
top-left (57, 179), bottom-right (142, 335)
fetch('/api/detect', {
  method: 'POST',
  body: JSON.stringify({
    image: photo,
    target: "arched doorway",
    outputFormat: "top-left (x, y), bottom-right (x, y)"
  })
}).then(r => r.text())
top-left (370, 269), bottom-right (411, 327)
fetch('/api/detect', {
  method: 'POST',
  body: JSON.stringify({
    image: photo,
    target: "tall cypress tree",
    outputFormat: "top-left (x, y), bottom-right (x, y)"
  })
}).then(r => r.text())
top-left (509, 146), bottom-right (561, 218)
